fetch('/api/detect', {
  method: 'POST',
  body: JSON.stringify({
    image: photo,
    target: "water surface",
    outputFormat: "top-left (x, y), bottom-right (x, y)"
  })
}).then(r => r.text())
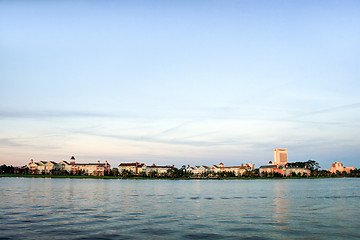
top-left (1, 178), bottom-right (359, 239)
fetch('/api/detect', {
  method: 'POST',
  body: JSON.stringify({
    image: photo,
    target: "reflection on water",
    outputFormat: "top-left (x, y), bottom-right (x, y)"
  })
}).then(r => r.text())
top-left (1, 178), bottom-right (360, 239)
top-left (273, 181), bottom-right (291, 230)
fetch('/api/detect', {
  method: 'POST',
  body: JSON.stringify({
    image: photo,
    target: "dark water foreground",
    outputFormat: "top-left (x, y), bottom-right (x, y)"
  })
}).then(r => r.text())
top-left (1, 178), bottom-right (359, 239)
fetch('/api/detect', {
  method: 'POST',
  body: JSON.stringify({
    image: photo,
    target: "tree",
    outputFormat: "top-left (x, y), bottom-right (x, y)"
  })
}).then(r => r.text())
top-left (148, 170), bottom-right (157, 177)
top-left (287, 160), bottom-right (320, 171)
top-left (111, 168), bottom-right (119, 176)
top-left (120, 169), bottom-right (134, 177)
top-left (0, 164), bottom-right (15, 174)
top-left (305, 160), bottom-right (321, 171)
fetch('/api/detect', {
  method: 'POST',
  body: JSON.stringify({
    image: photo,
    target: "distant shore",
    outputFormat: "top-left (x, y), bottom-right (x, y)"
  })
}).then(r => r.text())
top-left (1, 174), bottom-right (357, 180)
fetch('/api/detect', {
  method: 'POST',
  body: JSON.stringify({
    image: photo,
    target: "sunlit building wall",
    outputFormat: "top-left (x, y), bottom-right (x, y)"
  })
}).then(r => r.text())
top-left (274, 149), bottom-right (287, 166)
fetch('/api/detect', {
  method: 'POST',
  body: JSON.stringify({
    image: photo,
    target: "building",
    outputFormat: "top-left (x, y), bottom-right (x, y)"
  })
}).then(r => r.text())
top-left (274, 148), bottom-right (287, 166)
top-left (69, 156), bottom-right (110, 176)
top-left (210, 163), bottom-right (254, 176)
top-left (187, 163), bottom-right (255, 176)
top-left (259, 163), bottom-right (311, 177)
top-left (118, 162), bottom-right (174, 176)
top-left (28, 159), bottom-right (56, 174)
top-left (28, 156), bottom-right (111, 176)
top-left (186, 165), bottom-right (209, 175)
top-left (142, 164), bottom-right (174, 176)
top-left (118, 162), bottom-right (145, 175)
top-left (259, 162), bottom-right (284, 176)
top-left (283, 167), bottom-right (311, 177)
top-left (260, 149), bottom-right (310, 176)
top-left (326, 162), bottom-right (354, 174)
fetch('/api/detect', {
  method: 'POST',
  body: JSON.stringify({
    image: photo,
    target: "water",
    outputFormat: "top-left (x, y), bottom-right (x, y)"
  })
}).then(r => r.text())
top-left (1, 178), bottom-right (360, 239)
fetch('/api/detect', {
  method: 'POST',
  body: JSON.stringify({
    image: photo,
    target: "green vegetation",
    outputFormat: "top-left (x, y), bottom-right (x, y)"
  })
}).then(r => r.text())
top-left (287, 160), bottom-right (321, 171)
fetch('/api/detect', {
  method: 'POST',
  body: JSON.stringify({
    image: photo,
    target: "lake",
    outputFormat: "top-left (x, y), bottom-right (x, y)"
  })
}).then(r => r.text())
top-left (1, 178), bottom-right (359, 239)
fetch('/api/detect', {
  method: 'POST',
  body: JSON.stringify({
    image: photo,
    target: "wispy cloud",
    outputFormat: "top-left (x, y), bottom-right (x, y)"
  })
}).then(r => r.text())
top-left (0, 136), bottom-right (63, 150)
top-left (0, 110), bottom-right (138, 119)
top-left (293, 102), bottom-right (360, 118)
top-left (0, 138), bottom-right (26, 147)
top-left (72, 129), bottom-right (242, 147)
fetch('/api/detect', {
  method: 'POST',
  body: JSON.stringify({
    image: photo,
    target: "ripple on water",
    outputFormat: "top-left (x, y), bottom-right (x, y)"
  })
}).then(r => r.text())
top-left (227, 226), bottom-right (257, 232)
top-left (138, 227), bottom-right (178, 235)
top-left (183, 232), bottom-right (223, 240)
top-left (189, 196), bottom-right (200, 200)
top-left (76, 233), bottom-right (133, 240)
top-left (1, 178), bottom-right (360, 240)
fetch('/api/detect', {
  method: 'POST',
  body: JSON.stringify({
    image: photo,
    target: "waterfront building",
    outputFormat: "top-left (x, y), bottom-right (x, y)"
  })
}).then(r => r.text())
top-left (259, 162), bottom-right (284, 176)
top-left (326, 162), bottom-right (354, 174)
top-left (118, 162), bottom-right (174, 176)
top-left (118, 162), bottom-right (145, 175)
top-left (283, 167), bottom-right (311, 177)
top-left (186, 165), bottom-right (208, 175)
top-left (68, 156), bottom-right (110, 176)
top-left (142, 164), bottom-right (174, 176)
top-left (28, 159), bottom-right (40, 174)
top-left (186, 165), bottom-right (209, 175)
top-left (28, 159), bottom-right (56, 174)
top-left (44, 161), bottom-right (58, 174)
top-left (260, 149), bottom-right (310, 176)
top-left (58, 160), bottom-right (72, 172)
top-left (210, 163), bottom-right (254, 176)
top-left (185, 166), bottom-right (196, 174)
top-left (259, 163), bottom-right (311, 177)
top-left (274, 148), bottom-right (287, 166)
top-left (187, 163), bottom-right (254, 176)
top-left (28, 156), bottom-right (110, 176)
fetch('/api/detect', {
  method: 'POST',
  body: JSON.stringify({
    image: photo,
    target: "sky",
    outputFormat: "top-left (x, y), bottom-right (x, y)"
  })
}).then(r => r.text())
top-left (1, 0), bottom-right (360, 169)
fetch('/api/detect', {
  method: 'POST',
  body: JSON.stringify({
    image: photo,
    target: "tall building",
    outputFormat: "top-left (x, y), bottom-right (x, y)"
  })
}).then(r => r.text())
top-left (274, 148), bottom-right (287, 166)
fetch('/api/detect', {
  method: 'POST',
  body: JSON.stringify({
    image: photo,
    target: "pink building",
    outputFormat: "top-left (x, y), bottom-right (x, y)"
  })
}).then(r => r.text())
top-left (274, 148), bottom-right (287, 166)
top-left (259, 148), bottom-right (310, 176)
top-left (326, 162), bottom-right (354, 174)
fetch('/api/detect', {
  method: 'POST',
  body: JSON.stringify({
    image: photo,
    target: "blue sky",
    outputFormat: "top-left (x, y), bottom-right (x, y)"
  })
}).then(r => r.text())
top-left (1, 0), bottom-right (359, 169)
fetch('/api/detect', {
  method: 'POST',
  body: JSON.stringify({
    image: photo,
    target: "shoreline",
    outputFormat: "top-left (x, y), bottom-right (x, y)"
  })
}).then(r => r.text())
top-left (1, 174), bottom-right (357, 180)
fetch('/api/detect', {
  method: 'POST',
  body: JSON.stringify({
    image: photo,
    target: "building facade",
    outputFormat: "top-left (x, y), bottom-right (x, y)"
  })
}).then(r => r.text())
top-left (187, 163), bottom-right (255, 176)
top-left (118, 162), bottom-right (145, 175)
top-left (28, 156), bottom-right (110, 176)
top-left (259, 149), bottom-right (310, 176)
top-left (118, 162), bottom-right (174, 176)
top-left (326, 162), bottom-right (354, 174)
top-left (142, 164), bottom-right (174, 176)
top-left (274, 148), bottom-right (287, 166)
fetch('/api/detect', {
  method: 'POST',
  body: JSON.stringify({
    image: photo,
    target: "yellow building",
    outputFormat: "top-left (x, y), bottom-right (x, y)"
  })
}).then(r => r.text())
top-left (186, 163), bottom-right (255, 176)
top-left (210, 163), bottom-right (254, 176)
top-left (28, 159), bottom-right (58, 174)
top-left (28, 156), bottom-right (110, 176)
top-left (186, 165), bottom-right (209, 175)
top-left (143, 164), bottom-right (174, 176)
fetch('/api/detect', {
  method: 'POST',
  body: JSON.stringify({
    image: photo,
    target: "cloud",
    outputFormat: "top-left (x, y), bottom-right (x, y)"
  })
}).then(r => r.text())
top-left (0, 138), bottom-right (26, 147)
top-left (72, 129), bottom-right (245, 147)
top-left (293, 102), bottom-right (360, 118)
top-left (0, 136), bottom-right (63, 150)
top-left (160, 121), bottom-right (197, 134)
top-left (0, 110), bottom-right (138, 119)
